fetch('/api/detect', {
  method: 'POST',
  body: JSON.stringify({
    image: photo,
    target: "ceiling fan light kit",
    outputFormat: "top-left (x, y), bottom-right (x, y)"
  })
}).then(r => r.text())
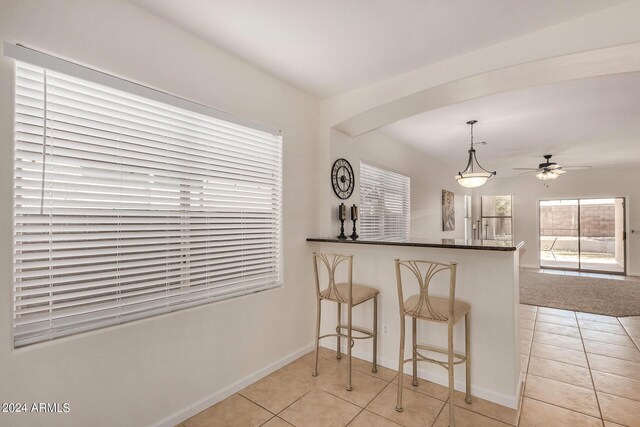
top-left (536, 170), bottom-right (559, 180)
top-left (455, 120), bottom-right (496, 188)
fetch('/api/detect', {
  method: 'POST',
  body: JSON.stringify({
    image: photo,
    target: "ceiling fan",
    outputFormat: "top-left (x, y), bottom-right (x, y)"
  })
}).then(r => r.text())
top-left (512, 154), bottom-right (591, 181)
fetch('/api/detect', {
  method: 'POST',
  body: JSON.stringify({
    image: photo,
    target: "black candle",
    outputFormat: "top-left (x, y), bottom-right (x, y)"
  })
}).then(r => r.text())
top-left (351, 204), bottom-right (358, 220)
top-left (338, 203), bottom-right (346, 220)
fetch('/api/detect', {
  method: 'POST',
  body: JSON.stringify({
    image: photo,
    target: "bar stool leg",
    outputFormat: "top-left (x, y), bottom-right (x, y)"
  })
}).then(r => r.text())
top-left (347, 302), bottom-right (353, 391)
top-left (412, 317), bottom-right (418, 386)
top-left (448, 322), bottom-right (455, 427)
top-left (336, 303), bottom-right (342, 359)
top-left (396, 314), bottom-right (405, 412)
top-left (312, 298), bottom-right (321, 377)
top-left (372, 295), bottom-right (378, 373)
top-left (465, 313), bottom-right (472, 404)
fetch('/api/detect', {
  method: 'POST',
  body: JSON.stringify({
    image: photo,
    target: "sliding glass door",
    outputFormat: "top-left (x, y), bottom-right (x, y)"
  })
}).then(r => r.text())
top-left (579, 198), bottom-right (625, 273)
top-left (539, 199), bottom-right (579, 270)
top-left (539, 198), bottom-right (626, 274)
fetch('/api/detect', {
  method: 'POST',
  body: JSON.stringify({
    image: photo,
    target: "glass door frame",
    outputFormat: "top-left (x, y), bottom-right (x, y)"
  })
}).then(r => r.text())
top-left (538, 197), bottom-right (627, 275)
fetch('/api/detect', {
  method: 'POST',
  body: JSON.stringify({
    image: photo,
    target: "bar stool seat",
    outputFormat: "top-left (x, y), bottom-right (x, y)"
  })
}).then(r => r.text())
top-left (321, 282), bottom-right (379, 306)
top-left (403, 295), bottom-right (470, 323)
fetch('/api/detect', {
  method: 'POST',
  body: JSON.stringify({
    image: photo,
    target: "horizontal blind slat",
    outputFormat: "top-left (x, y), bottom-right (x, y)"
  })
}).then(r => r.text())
top-left (13, 61), bottom-right (282, 347)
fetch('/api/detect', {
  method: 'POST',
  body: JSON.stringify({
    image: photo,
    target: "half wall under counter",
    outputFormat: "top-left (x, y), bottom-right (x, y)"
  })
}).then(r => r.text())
top-left (307, 237), bottom-right (524, 409)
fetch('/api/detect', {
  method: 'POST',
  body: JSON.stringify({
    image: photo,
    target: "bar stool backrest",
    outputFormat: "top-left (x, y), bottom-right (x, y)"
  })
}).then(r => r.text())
top-left (313, 252), bottom-right (353, 304)
top-left (395, 260), bottom-right (458, 322)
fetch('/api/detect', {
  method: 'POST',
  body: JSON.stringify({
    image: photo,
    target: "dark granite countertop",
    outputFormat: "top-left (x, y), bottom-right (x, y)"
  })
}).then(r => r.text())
top-left (306, 237), bottom-right (524, 251)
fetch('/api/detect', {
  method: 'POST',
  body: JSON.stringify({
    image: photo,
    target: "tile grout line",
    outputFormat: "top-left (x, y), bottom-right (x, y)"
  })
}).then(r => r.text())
top-left (516, 306), bottom-right (537, 427)
top-left (350, 360), bottom-right (515, 426)
top-left (429, 399), bottom-right (447, 427)
top-left (530, 314), bottom-right (622, 393)
top-left (325, 351), bottom-right (502, 426)
top-left (526, 352), bottom-right (586, 368)
top-left (522, 395), bottom-right (605, 422)
top-left (258, 415), bottom-right (293, 427)
top-left (619, 318), bottom-right (640, 353)
top-left (236, 372), bottom-right (309, 420)
top-left (525, 372), bottom-right (596, 393)
top-left (316, 351), bottom-right (449, 427)
top-left (524, 308), bottom-right (606, 424)
top-left (586, 370), bottom-right (640, 403)
top-left (273, 388), bottom-right (314, 421)
top-left (232, 393), bottom-right (282, 427)
top-left (345, 377), bottom-right (395, 427)
top-left (582, 337), bottom-right (640, 359)
top-left (575, 310), bottom-right (606, 427)
top-left (311, 353), bottom-right (410, 427)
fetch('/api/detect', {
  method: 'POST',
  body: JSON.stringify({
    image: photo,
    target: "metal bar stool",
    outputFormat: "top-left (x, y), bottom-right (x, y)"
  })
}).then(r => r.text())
top-left (312, 252), bottom-right (379, 391)
top-left (394, 259), bottom-right (471, 427)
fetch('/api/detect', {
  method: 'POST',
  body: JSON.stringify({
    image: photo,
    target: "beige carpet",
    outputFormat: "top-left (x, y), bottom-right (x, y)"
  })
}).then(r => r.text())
top-left (519, 271), bottom-right (640, 317)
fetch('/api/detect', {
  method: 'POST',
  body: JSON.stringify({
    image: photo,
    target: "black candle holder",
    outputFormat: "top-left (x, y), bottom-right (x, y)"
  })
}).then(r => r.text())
top-left (350, 219), bottom-right (359, 240)
top-left (338, 218), bottom-right (347, 239)
top-left (337, 203), bottom-right (347, 239)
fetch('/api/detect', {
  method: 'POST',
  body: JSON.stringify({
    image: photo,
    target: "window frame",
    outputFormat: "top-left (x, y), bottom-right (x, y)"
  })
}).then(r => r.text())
top-left (464, 194), bottom-right (472, 240)
top-left (480, 194), bottom-right (513, 241)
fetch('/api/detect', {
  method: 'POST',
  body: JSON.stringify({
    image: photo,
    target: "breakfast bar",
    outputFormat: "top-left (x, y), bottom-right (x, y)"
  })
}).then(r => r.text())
top-left (307, 237), bottom-right (524, 409)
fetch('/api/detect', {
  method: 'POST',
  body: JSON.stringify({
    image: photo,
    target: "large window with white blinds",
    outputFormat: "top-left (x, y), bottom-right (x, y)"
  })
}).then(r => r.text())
top-left (359, 161), bottom-right (410, 240)
top-left (12, 55), bottom-right (282, 347)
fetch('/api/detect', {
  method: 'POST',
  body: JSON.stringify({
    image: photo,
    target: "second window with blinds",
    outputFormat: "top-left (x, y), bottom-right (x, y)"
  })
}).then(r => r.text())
top-left (359, 161), bottom-right (410, 240)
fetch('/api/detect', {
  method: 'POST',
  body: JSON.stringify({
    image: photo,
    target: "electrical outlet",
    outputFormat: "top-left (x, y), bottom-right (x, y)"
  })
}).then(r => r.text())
top-left (383, 324), bottom-right (389, 336)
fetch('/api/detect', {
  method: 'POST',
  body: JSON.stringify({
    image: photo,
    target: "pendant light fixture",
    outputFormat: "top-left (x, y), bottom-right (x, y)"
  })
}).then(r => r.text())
top-left (455, 120), bottom-right (496, 188)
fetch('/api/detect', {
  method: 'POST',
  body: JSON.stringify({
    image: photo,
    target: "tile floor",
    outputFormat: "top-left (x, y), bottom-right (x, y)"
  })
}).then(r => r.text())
top-left (179, 307), bottom-right (640, 427)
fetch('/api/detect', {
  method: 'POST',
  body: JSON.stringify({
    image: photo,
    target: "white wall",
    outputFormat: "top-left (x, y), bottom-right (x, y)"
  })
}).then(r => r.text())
top-left (316, 1), bottom-right (640, 235)
top-left (329, 129), bottom-right (470, 240)
top-left (0, 1), bottom-right (319, 426)
top-left (473, 164), bottom-right (640, 275)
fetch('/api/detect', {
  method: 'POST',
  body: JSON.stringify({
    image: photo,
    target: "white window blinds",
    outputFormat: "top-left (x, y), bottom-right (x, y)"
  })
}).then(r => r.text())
top-left (359, 161), bottom-right (410, 240)
top-left (13, 59), bottom-right (282, 347)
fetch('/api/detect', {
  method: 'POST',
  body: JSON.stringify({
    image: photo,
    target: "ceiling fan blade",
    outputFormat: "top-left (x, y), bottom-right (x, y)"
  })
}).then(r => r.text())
top-left (512, 167), bottom-right (538, 170)
top-left (561, 166), bottom-right (592, 170)
top-left (554, 169), bottom-right (567, 174)
top-left (548, 164), bottom-right (562, 170)
top-left (517, 171), bottom-right (538, 175)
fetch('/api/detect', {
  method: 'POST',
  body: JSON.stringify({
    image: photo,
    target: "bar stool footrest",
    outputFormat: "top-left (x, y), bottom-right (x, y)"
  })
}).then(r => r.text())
top-left (336, 324), bottom-right (376, 339)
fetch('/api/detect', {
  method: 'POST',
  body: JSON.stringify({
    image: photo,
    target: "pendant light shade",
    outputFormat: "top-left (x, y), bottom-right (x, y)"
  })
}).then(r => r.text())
top-left (455, 120), bottom-right (496, 188)
top-left (456, 173), bottom-right (491, 188)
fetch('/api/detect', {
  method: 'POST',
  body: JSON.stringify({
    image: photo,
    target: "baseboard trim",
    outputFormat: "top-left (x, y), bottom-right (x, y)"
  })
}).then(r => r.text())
top-left (151, 342), bottom-right (315, 427)
top-left (520, 264), bottom-right (538, 270)
top-left (320, 343), bottom-right (520, 410)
